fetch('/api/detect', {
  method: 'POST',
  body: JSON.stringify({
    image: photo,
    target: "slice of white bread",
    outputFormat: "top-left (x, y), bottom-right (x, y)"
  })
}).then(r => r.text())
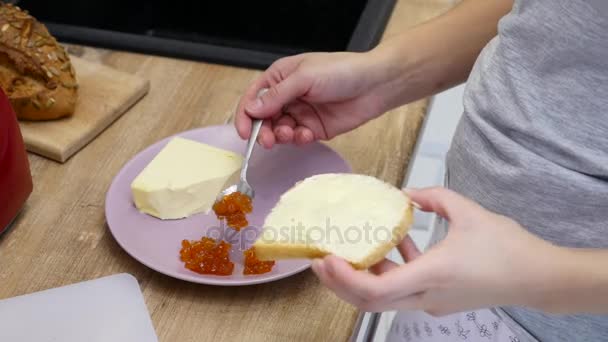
top-left (253, 173), bottom-right (413, 269)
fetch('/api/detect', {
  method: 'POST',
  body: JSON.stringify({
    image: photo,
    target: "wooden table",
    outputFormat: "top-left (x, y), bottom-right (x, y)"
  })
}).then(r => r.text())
top-left (0, 1), bottom-right (455, 341)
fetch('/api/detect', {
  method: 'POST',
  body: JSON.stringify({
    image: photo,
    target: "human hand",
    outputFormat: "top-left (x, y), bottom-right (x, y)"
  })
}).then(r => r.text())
top-left (311, 187), bottom-right (560, 315)
top-left (235, 51), bottom-right (400, 148)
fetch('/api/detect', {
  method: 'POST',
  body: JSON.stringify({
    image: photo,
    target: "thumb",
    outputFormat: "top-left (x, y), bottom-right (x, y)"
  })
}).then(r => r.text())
top-left (405, 187), bottom-right (483, 223)
top-left (245, 73), bottom-right (309, 119)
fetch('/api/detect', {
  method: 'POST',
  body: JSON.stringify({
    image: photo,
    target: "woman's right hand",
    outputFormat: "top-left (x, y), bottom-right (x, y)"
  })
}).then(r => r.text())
top-left (234, 51), bottom-right (400, 148)
top-left (234, 0), bottom-right (515, 148)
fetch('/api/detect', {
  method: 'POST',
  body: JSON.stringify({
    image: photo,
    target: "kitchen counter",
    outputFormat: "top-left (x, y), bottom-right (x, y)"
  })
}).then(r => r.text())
top-left (0, 1), bottom-right (455, 341)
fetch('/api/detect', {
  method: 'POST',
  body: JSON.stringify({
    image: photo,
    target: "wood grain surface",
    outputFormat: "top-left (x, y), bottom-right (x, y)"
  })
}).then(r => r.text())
top-left (0, 1), bottom-right (456, 341)
top-left (19, 56), bottom-right (150, 163)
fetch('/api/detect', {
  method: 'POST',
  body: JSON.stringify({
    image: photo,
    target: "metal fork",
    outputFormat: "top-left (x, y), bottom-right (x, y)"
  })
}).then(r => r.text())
top-left (215, 89), bottom-right (267, 201)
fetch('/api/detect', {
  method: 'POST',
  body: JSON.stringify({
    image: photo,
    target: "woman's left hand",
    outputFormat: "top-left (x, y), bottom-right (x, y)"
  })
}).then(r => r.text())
top-left (311, 187), bottom-right (561, 315)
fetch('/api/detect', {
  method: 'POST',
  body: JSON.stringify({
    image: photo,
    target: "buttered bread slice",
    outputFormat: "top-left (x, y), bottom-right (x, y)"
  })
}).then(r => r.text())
top-left (131, 137), bottom-right (243, 220)
top-left (254, 173), bottom-right (413, 269)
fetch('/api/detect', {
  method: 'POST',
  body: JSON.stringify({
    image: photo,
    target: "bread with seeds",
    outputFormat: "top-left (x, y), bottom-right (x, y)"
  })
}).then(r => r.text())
top-left (0, 2), bottom-right (78, 120)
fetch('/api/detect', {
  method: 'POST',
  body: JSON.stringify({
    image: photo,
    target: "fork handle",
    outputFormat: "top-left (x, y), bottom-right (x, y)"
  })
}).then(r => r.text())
top-left (240, 88), bottom-right (268, 180)
top-left (241, 119), bottom-right (263, 180)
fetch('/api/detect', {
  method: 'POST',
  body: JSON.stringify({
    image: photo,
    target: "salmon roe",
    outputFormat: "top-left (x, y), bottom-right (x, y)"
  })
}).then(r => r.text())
top-left (243, 247), bottom-right (275, 275)
top-left (179, 192), bottom-right (275, 276)
top-left (179, 237), bottom-right (234, 276)
top-left (212, 191), bottom-right (252, 231)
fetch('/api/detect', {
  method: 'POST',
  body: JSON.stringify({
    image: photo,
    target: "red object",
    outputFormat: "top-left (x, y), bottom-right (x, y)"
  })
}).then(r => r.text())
top-left (0, 89), bottom-right (32, 234)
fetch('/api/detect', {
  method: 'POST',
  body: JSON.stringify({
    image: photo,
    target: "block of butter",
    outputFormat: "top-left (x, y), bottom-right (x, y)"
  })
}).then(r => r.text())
top-left (131, 137), bottom-right (243, 220)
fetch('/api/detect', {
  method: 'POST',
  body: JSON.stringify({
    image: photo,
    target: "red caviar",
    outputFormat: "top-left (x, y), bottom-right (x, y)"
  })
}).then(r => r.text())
top-left (180, 193), bottom-right (276, 276)
top-left (212, 191), bottom-right (252, 231)
top-left (179, 237), bottom-right (234, 276)
top-left (243, 247), bottom-right (275, 275)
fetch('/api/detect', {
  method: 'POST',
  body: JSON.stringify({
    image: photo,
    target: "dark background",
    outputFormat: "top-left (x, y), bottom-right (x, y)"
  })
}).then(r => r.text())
top-left (16, 0), bottom-right (369, 55)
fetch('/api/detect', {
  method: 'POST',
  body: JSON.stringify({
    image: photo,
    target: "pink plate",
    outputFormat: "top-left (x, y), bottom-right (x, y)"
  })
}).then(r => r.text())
top-left (105, 125), bottom-right (351, 285)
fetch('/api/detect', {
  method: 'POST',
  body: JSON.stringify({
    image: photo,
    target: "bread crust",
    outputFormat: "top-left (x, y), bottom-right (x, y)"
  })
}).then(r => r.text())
top-left (254, 202), bottom-right (414, 270)
top-left (0, 3), bottom-right (78, 120)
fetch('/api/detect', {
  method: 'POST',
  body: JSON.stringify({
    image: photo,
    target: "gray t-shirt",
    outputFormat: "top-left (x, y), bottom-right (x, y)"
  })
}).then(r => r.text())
top-left (446, 0), bottom-right (608, 341)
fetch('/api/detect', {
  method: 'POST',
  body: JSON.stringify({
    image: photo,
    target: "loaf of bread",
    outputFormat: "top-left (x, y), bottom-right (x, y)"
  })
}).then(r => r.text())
top-left (253, 173), bottom-right (413, 269)
top-left (0, 3), bottom-right (78, 120)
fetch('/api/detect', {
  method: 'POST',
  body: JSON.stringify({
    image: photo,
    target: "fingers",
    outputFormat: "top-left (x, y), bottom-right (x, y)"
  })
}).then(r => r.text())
top-left (240, 100), bottom-right (321, 147)
top-left (234, 72), bottom-right (274, 139)
top-left (257, 119), bottom-right (276, 149)
top-left (397, 235), bottom-right (422, 262)
top-left (235, 55), bottom-right (305, 140)
top-left (234, 85), bottom-right (261, 140)
top-left (284, 101), bottom-right (328, 141)
top-left (246, 73), bottom-right (310, 120)
top-left (273, 115), bottom-right (296, 144)
top-left (314, 256), bottom-right (388, 311)
top-left (405, 187), bottom-right (483, 223)
top-left (312, 258), bottom-right (366, 305)
top-left (293, 126), bottom-right (315, 145)
top-left (369, 258), bottom-right (399, 275)
top-left (370, 236), bottom-right (420, 274)
top-left (312, 255), bottom-right (429, 312)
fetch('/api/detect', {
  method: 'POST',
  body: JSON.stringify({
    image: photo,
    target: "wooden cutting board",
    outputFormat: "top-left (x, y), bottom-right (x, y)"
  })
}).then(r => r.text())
top-left (18, 56), bottom-right (150, 163)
